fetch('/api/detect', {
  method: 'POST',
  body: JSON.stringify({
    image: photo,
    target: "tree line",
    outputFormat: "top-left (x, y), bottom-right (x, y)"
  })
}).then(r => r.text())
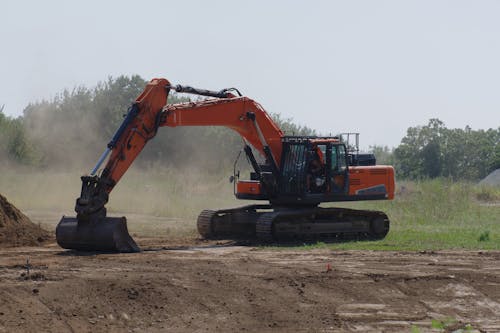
top-left (1, 75), bottom-right (498, 180)
top-left (392, 118), bottom-right (499, 180)
top-left (371, 119), bottom-right (499, 180)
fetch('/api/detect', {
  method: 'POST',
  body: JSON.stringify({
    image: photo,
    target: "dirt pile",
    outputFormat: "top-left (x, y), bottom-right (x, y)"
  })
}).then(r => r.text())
top-left (0, 194), bottom-right (51, 247)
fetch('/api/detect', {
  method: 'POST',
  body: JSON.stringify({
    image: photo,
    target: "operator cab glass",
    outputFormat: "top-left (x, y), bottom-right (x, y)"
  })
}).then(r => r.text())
top-left (330, 143), bottom-right (348, 193)
top-left (306, 142), bottom-right (348, 195)
top-left (279, 138), bottom-right (349, 196)
top-left (306, 144), bottom-right (327, 193)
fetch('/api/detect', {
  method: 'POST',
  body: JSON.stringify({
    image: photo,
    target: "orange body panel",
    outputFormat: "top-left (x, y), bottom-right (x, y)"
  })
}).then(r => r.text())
top-left (237, 180), bottom-right (262, 195)
top-left (348, 166), bottom-right (395, 200)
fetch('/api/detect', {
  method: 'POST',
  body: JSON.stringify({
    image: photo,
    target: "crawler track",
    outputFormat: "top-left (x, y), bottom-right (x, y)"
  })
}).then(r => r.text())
top-left (197, 204), bottom-right (390, 242)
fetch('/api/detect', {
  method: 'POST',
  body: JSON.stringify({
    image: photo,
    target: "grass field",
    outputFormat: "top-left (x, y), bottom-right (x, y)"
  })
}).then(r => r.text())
top-left (1, 167), bottom-right (499, 251)
top-left (320, 179), bottom-right (500, 250)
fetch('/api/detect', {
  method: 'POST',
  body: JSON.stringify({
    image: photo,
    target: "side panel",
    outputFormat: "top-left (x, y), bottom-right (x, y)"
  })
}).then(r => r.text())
top-left (237, 180), bottom-right (262, 195)
top-left (235, 180), bottom-right (269, 201)
top-left (348, 166), bottom-right (395, 199)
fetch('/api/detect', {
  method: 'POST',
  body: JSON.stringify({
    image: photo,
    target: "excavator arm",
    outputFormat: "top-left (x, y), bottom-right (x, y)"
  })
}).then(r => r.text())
top-left (73, 78), bottom-right (171, 220)
top-left (57, 78), bottom-right (284, 252)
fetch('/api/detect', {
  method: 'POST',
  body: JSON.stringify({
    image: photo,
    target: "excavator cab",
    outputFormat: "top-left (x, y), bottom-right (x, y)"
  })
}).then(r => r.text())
top-left (278, 137), bottom-right (349, 197)
top-left (236, 134), bottom-right (393, 205)
top-left (237, 137), bottom-right (352, 203)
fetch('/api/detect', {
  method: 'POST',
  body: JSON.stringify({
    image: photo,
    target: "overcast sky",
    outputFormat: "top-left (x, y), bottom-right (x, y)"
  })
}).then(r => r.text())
top-left (2, 0), bottom-right (499, 148)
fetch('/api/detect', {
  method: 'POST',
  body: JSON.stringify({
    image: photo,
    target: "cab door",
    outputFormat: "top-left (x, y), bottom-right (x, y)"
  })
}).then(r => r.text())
top-left (329, 143), bottom-right (349, 194)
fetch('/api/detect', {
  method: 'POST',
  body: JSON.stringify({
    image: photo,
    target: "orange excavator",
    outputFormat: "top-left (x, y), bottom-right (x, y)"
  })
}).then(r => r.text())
top-left (56, 78), bottom-right (395, 252)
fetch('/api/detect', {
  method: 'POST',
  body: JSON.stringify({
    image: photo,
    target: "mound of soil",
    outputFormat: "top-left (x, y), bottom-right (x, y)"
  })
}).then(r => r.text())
top-left (0, 194), bottom-right (51, 247)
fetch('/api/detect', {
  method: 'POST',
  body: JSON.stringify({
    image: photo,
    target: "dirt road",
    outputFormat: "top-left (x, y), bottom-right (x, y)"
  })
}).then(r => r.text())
top-left (0, 238), bottom-right (499, 333)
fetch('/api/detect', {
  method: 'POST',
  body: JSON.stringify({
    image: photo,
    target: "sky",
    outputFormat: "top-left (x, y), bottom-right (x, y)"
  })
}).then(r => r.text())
top-left (1, 0), bottom-right (499, 149)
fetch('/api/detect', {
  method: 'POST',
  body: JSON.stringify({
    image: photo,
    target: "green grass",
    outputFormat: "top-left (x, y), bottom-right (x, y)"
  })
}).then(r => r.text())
top-left (316, 179), bottom-right (500, 251)
top-left (1, 168), bottom-right (499, 250)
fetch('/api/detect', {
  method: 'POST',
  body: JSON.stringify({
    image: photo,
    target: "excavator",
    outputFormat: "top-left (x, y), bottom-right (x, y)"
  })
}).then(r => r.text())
top-left (56, 78), bottom-right (395, 252)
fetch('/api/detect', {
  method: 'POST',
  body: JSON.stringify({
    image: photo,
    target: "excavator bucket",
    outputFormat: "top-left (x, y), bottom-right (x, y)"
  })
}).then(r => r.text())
top-left (56, 215), bottom-right (140, 253)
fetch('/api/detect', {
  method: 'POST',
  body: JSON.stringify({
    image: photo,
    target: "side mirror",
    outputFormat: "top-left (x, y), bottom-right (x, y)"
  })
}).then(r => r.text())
top-left (229, 170), bottom-right (240, 183)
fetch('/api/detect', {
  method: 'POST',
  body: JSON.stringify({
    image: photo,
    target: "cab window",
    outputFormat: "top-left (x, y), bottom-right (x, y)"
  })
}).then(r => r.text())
top-left (331, 146), bottom-right (338, 172)
top-left (337, 144), bottom-right (347, 171)
top-left (331, 144), bottom-right (347, 173)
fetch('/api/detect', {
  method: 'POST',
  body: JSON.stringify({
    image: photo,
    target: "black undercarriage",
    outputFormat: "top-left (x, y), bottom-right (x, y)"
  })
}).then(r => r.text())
top-left (197, 204), bottom-right (389, 243)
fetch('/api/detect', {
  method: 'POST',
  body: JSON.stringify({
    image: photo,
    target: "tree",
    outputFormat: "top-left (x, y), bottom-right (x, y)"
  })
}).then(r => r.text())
top-left (421, 140), bottom-right (441, 178)
top-left (0, 108), bottom-right (38, 165)
top-left (394, 119), bottom-right (499, 180)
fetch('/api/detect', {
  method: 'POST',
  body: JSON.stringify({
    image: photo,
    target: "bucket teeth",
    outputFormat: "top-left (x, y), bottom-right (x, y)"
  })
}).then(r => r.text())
top-left (56, 216), bottom-right (140, 253)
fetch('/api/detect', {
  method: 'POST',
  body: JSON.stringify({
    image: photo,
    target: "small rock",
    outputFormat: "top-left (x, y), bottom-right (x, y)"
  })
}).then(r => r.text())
top-left (128, 288), bottom-right (139, 300)
top-left (122, 312), bottom-right (130, 320)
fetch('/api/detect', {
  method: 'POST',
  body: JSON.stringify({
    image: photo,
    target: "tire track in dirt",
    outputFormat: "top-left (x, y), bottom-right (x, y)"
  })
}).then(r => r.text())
top-left (0, 244), bottom-right (499, 332)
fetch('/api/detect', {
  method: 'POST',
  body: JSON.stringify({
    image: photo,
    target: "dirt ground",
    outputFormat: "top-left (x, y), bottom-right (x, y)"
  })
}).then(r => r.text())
top-left (1, 232), bottom-right (499, 333)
